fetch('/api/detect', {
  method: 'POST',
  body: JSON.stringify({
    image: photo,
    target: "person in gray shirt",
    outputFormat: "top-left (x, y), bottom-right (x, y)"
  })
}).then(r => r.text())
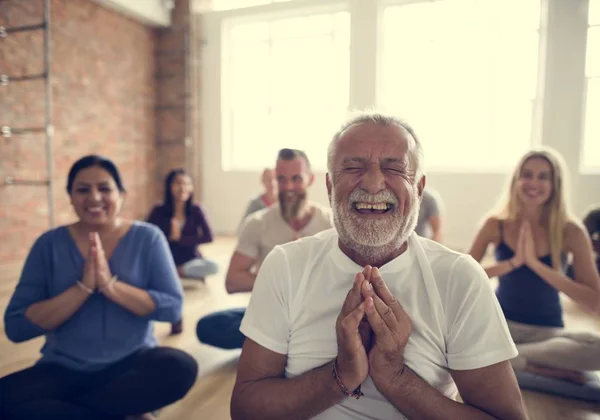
top-left (238, 168), bottom-right (278, 230)
top-left (414, 188), bottom-right (444, 242)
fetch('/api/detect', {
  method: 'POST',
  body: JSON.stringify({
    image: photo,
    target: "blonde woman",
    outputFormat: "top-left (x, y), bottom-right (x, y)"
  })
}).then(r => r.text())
top-left (468, 148), bottom-right (600, 401)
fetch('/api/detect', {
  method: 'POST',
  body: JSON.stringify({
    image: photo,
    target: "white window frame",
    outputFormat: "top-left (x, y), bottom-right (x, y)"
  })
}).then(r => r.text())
top-left (202, 0), bottom-right (354, 173)
top-left (580, 0), bottom-right (600, 174)
top-left (201, 0), bottom-right (545, 174)
top-left (221, 1), bottom-right (351, 171)
top-left (375, 0), bottom-right (545, 173)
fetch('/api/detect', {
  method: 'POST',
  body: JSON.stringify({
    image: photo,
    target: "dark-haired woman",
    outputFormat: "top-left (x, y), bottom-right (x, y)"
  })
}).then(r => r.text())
top-left (147, 169), bottom-right (218, 334)
top-left (1, 155), bottom-right (198, 420)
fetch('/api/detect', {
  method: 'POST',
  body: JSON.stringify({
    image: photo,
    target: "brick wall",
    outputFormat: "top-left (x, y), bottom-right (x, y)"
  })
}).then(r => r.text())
top-left (0, 0), bottom-right (158, 272)
top-left (155, 0), bottom-right (193, 187)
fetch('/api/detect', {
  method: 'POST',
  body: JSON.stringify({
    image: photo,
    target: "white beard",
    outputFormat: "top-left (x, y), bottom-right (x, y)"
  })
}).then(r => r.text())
top-left (331, 186), bottom-right (420, 263)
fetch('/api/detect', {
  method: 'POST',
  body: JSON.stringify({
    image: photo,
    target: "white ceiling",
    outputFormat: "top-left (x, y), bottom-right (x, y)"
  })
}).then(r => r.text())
top-left (91, 0), bottom-right (173, 27)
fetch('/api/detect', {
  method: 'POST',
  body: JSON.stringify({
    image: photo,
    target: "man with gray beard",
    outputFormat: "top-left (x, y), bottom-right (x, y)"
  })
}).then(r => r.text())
top-left (196, 148), bottom-right (333, 350)
top-left (231, 112), bottom-right (528, 420)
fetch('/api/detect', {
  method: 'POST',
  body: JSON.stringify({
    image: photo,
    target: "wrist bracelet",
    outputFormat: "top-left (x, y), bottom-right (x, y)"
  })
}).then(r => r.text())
top-left (108, 275), bottom-right (118, 287)
top-left (76, 281), bottom-right (94, 295)
top-left (332, 357), bottom-right (363, 400)
top-left (100, 275), bottom-right (118, 295)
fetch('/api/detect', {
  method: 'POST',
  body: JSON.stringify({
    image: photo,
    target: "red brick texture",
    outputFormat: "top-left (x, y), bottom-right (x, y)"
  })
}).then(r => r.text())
top-left (154, 0), bottom-right (192, 186)
top-left (0, 0), bottom-right (159, 269)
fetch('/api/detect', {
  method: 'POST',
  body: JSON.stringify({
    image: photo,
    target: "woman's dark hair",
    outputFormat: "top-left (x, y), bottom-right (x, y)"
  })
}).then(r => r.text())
top-left (163, 168), bottom-right (193, 218)
top-left (66, 155), bottom-right (126, 194)
top-left (583, 207), bottom-right (600, 237)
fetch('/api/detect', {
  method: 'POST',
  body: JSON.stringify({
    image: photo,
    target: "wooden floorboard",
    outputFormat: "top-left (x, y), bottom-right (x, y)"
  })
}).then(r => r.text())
top-left (1, 236), bottom-right (599, 419)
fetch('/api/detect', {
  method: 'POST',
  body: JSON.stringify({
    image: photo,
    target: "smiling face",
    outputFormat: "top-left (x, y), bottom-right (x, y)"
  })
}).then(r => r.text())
top-left (170, 173), bottom-right (193, 203)
top-left (276, 157), bottom-right (314, 221)
top-left (70, 166), bottom-right (123, 227)
top-left (327, 122), bottom-right (424, 251)
top-left (516, 157), bottom-right (554, 209)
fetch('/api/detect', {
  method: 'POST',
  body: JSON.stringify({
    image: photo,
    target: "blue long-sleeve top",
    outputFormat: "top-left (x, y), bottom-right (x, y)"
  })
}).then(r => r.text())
top-left (3, 222), bottom-right (183, 372)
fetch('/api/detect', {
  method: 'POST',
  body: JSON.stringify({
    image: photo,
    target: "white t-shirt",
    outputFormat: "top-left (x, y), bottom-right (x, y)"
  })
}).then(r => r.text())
top-left (236, 202), bottom-right (333, 267)
top-left (240, 229), bottom-right (518, 420)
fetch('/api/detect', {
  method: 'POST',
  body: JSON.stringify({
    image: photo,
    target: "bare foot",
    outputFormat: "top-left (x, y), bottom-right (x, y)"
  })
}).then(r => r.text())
top-left (525, 362), bottom-right (587, 385)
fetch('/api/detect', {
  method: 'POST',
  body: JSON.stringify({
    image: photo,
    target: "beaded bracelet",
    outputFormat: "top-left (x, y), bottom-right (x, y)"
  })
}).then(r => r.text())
top-left (332, 357), bottom-right (363, 400)
top-left (76, 280), bottom-right (94, 295)
top-left (99, 275), bottom-right (118, 295)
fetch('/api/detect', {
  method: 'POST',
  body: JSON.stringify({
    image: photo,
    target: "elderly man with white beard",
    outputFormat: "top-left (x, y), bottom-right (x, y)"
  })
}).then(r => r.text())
top-left (230, 112), bottom-right (528, 420)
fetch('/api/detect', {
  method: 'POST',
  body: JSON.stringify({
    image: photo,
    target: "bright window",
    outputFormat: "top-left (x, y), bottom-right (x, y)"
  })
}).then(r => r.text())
top-left (582, 0), bottom-right (600, 170)
top-left (222, 10), bottom-right (350, 170)
top-left (380, 0), bottom-right (541, 171)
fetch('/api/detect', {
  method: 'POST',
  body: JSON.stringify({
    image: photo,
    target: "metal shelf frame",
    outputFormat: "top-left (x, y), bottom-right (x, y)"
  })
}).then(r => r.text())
top-left (1, 0), bottom-right (55, 226)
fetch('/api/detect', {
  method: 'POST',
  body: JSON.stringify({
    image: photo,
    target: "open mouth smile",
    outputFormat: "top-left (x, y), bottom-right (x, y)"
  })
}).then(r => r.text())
top-left (352, 202), bottom-right (393, 215)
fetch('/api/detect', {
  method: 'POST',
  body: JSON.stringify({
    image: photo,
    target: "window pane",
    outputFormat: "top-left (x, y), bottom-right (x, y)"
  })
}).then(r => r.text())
top-left (271, 14), bottom-right (335, 38)
top-left (333, 12), bottom-right (350, 40)
top-left (582, 78), bottom-right (600, 169)
top-left (586, 26), bottom-right (600, 78)
top-left (230, 43), bottom-right (270, 109)
top-left (380, 1), bottom-right (540, 170)
top-left (269, 109), bottom-right (346, 169)
top-left (590, 0), bottom-right (600, 26)
top-left (230, 112), bottom-right (275, 169)
top-left (270, 36), bottom-right (348, 109)
top-left (224, 11), bottom-right (350, 170)
top-left (230, 22), bottom-right (269, 42)
top-left (481, 0), bottom-right (540, 29)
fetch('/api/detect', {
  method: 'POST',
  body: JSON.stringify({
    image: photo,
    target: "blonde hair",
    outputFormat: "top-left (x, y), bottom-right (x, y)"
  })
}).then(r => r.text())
top-left (495, 147), bottom-right (573, 270)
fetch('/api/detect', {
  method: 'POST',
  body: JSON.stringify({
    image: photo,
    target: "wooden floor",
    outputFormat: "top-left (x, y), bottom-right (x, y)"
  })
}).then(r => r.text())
top-left (1, 236), bottom-right (599, 419)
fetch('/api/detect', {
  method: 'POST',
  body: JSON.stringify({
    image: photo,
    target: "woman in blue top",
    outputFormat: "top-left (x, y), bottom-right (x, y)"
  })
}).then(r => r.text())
top-left (147, 168), bottom-right (219, 335)
top-left (1, 155), bottom-right (198, 420)
top-left (469, 148), bottom-right (600, 393)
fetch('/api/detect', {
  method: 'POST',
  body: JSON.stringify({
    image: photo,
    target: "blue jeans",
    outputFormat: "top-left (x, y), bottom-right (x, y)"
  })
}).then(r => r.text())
top-left (196, 308), bottom-right (246, 349)
top-left (181, 258), bottom-right (219, 279)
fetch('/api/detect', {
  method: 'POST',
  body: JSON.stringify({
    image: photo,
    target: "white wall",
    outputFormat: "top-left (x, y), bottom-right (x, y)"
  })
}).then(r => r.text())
top-left (91, 0), bottom-right (172, 27)
top-left (199, 0), bottom-right (600, 251)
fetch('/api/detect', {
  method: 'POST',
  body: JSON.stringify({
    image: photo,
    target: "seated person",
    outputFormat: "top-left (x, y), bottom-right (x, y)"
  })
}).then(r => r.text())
top-left (0, 155), bottom-right (198, 420)
top-left (196, 148), bottom-right (333, 350)
top-left (566, 205), bottom-right (600, 279)
top-left (583, 205), bottom-right (600, 272)
top-left (469, 148), bottom-right (600, 399)
top-left (230, 112), bottom-right (527, 420)
top-left (147, 168), bottom-right (218, 334)
top-left (238, 168), bottom-right (277, 231)
top-left (415, 187), bottom-right (444, 242)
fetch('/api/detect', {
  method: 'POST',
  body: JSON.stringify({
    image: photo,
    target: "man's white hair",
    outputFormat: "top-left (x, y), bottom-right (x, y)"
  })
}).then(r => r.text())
top-left (326, 111), bottom-right (425, 181)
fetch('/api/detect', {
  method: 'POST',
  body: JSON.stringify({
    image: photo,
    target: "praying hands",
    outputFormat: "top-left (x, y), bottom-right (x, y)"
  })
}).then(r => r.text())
top-left (335, 266), bottom-right (413, 396)
top-left (79, 232), bottom-right (116, 295)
